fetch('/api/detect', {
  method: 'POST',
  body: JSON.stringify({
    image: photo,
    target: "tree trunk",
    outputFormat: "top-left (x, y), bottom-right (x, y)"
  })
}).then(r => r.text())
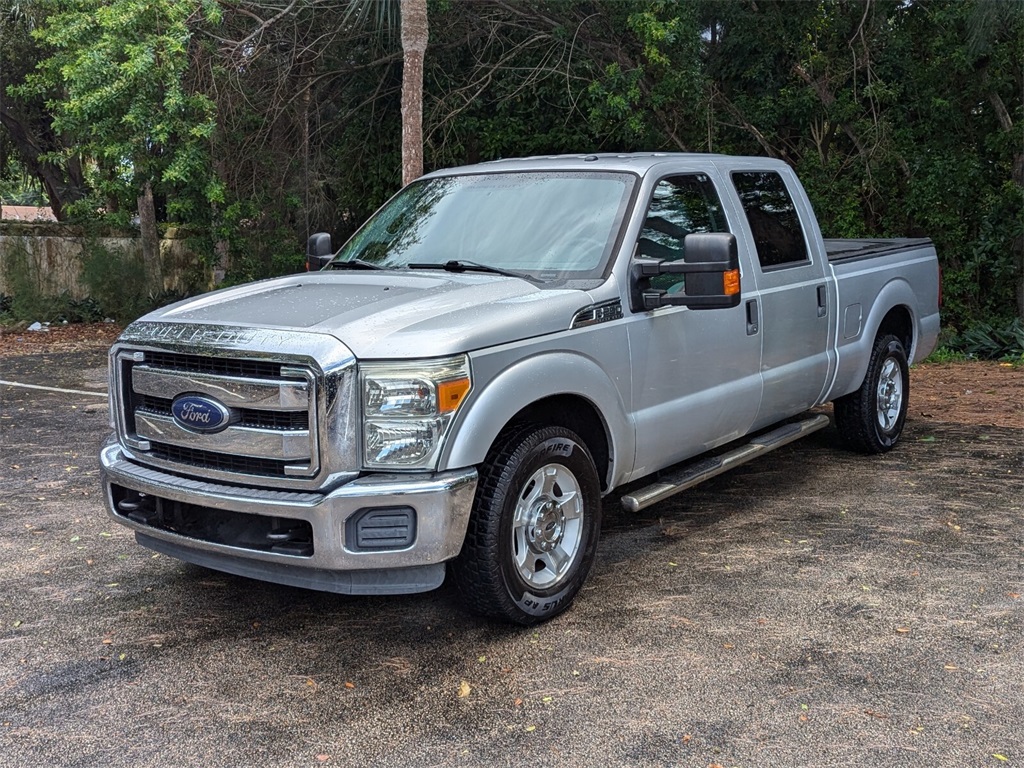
top-left (137, 179), bottom-right (163, 296)
top-left (0, 105), bottom-right (88, 220)
top-left (400, 0), bottom-right (428, 186)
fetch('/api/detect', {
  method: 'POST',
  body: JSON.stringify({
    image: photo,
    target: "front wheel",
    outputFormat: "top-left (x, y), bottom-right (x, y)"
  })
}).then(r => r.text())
top-left (834, 333), bottom-right (910, 453)
top-left (452, 425), bottom-right (602, 625)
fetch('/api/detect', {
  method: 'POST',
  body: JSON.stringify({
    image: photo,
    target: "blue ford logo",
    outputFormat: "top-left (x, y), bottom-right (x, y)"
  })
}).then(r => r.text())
top-left (171, 394), bottom-right (232, 433)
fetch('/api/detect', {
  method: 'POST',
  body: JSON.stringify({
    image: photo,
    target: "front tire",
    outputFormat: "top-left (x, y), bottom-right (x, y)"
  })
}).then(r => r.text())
top-left (834, 333), bottom-right (910, 453)
top-left (452, 425), bottom-right (602, 625)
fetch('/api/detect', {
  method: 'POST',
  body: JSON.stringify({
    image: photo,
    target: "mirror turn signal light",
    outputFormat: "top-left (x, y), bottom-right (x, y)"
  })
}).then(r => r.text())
top-left (723, 269), bottom-right (741, 296)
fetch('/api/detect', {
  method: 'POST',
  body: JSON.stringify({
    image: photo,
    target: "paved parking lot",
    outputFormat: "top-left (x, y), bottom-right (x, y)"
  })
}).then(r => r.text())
top-left (1, 347), bottom-right (1022, 767)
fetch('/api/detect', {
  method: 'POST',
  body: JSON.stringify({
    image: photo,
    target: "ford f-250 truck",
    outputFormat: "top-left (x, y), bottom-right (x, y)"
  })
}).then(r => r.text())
top-left (101, 153), bottom-right (940, 624)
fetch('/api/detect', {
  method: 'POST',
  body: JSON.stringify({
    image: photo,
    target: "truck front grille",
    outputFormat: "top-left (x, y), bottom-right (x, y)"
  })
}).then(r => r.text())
top-left (113, 348), bottom-right (322, 485)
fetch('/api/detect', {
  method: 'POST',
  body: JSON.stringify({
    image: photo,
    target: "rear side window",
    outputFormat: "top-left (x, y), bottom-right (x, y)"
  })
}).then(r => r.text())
top-left (731, 171), bottom-right (809, 269)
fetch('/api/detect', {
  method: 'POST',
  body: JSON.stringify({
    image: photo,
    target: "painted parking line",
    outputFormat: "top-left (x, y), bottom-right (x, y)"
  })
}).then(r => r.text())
top-left (0, 379), bottom-right (108, 398)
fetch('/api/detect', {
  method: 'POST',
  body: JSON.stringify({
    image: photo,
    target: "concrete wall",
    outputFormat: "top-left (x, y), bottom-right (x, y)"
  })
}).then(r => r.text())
top-left (0, 223), bottom-right (210, 298)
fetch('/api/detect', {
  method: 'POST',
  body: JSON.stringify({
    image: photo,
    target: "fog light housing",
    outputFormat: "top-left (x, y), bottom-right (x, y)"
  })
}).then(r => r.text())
top-left (346, 506), bottom-right (416, 551)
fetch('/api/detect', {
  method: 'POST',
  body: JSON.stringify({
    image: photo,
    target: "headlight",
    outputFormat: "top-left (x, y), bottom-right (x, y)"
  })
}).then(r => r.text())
top-left (360, 356), bottom-right (471, 469)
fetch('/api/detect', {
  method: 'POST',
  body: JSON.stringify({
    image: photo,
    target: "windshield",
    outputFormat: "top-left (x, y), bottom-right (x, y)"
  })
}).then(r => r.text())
top-left (332, 171), bottom-right (636, 279)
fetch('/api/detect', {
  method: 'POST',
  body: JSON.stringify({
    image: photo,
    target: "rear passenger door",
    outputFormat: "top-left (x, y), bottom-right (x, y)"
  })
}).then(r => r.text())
top-left (729, 169), bottom-right (832, 430)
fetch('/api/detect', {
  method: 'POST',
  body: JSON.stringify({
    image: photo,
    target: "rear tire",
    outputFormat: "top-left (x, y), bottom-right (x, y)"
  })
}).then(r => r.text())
top-left (452, 425), bottom-right (602, 625)
top-left (834, 333), bottom-right (910, 454)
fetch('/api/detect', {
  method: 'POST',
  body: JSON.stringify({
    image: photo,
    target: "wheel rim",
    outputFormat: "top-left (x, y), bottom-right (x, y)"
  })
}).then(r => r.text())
top-left (511, 462), bottom-right (584, 590)
top-left (875, 356), bottom-right (904, 432)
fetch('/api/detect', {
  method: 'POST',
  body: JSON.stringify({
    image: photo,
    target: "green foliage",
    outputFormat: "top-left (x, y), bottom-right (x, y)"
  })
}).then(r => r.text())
top-left (3, 0), bottom-right (1021, 331)
top-left (20, 0), bottom-right (220, 224)
top-left (216, 198), bottom-right (305, 285)
top-left (954, 318), bottom-right (1024, 362)
top-left (77, 240), bottom-right (155, 322)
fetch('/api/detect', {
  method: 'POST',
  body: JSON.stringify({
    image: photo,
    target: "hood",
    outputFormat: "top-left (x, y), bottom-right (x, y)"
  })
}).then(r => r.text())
top-left (141, 271), bottom-right (593, 358)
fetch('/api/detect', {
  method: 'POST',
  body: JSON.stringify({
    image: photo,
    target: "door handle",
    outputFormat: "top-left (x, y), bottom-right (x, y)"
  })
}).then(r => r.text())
top-left (746, 299), bottom-right (759, 335)
top-left (816, 284), bottom-right (828, 317)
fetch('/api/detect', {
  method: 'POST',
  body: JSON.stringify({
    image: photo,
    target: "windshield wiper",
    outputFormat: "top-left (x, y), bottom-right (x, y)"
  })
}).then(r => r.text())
top-left (327, 258), bottom-right (383, 270)
top-left (407, 260), bottom-right (542, 284)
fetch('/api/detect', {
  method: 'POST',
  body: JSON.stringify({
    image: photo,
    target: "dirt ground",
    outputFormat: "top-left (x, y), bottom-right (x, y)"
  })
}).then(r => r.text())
top-left (1, 330), bottom-right (1022, 767)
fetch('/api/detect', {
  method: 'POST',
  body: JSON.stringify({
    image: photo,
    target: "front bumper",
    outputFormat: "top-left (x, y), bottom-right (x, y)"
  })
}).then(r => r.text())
top-left (100, 441), bottom-right (477, 595)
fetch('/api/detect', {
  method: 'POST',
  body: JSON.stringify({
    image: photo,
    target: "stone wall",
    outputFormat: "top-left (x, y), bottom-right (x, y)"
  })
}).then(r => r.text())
top-left (0, 222), bottom-right (210, 298)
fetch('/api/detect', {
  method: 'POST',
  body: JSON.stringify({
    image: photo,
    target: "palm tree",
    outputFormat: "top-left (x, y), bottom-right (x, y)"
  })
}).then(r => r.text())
top-left (400, 0), bottom-right (428, 185)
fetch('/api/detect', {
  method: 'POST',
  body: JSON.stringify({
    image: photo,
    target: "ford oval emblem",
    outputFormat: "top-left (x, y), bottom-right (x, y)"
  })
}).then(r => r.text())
top-left (171, 394), bottom-right (232, 434)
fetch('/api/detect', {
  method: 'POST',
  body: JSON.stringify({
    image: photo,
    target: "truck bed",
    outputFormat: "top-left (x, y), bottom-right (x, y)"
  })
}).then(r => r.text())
top-left (824, 237), bottom-right (933, 263)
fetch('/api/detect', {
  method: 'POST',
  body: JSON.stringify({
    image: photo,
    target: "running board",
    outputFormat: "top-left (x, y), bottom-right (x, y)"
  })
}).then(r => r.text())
top-left (620, 414), bottom-right (831, 513)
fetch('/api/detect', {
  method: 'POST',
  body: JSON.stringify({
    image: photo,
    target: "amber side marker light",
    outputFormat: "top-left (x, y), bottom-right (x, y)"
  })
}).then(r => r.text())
top-left (437, 377), bottom-right (471, 413)
top-left (723, 269), bottom-right (741, 296)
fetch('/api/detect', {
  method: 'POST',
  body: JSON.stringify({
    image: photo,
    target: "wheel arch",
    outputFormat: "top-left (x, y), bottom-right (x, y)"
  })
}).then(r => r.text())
top-left (829, 278), bottom-right (920, 399)
top-left (440, 353), bottom-right (633, 493)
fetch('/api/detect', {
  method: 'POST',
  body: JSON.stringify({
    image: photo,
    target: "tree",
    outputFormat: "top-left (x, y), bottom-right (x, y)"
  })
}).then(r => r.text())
top-left (0, 1), bottom-right (89, 218)
top-left (24, 0), bottom-right (220, 292)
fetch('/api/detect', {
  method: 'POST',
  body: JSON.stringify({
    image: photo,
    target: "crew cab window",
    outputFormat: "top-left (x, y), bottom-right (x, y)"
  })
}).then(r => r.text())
top-left (731, 171), bottom-right (809, 269)
top-left (637, 174), bottom-right (728, 290)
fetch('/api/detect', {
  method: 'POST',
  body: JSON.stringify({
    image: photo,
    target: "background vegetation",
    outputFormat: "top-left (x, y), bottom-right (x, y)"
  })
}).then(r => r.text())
top-left (0, 0), bottom-right (1021, 351)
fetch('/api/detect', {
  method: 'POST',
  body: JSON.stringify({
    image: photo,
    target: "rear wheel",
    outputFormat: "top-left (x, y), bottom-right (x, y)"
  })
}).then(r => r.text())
top-left (834, 333), bottom-right (910, 453)
top-left (452, 425), bottom-right (602, 624)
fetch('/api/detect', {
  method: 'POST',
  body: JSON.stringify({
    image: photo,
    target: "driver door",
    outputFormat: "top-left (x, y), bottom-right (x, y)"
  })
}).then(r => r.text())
top-left (627, 172), bottom-right (764, 478)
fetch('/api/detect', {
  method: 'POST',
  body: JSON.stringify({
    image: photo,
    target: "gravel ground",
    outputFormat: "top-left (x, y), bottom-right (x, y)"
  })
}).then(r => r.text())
top-left (1, 347), bottom-right (1021, 768)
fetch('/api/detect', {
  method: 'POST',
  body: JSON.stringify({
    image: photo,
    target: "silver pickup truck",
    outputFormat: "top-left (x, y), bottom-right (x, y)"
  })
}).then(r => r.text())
top-left (101, 153), bottom-right (940, 624)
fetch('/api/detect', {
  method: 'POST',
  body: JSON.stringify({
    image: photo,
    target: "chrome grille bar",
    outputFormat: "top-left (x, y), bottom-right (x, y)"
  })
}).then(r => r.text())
top-left (135, 412), bottom-right (312, 461)
top-left (132, 367), bottom-right (309, 410)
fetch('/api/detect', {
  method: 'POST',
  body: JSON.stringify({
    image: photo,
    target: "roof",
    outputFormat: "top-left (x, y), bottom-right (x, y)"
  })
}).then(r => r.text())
top-left (1, 205), bottom-right (58, 222)
top-left (421, 152), bottom-right (787, 179)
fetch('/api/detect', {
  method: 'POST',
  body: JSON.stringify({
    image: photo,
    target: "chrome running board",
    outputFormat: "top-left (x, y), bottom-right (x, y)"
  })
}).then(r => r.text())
top-left (620, 414), bottom-right (831, 513)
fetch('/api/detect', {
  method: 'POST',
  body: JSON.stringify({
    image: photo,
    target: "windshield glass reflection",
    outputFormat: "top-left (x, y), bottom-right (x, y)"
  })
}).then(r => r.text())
top-left (333, 172), bottom-right (636, 279)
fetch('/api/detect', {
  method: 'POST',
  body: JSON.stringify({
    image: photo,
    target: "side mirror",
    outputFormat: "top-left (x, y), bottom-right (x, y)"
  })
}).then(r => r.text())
top-left (306, 232), bottom-right (334, 271)
top-left (631, 232), bottom-right (741, 311)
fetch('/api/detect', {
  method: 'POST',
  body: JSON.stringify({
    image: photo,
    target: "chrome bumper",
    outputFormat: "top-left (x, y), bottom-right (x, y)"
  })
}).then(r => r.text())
top-left (100, 441), bottom-right (477, 594)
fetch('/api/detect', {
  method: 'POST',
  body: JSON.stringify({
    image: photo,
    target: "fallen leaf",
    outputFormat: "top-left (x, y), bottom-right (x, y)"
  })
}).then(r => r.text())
top-left (478, 655), bottom-right (486, 663)
top-left (1008, 593), bottom-right (1020, 600)
top-left (12, 621), bottom-right (21, 628)
top-left (102, 638), bottom-right (113, 645)
top-left (344, 681), bottom-right (355, 690)
top-left (525, 725), bottom-right (536, 733)
top-left (457, 680), bottom-right (471, 698)
top-left (943, 664), bottom-right (958, 671)
top-left (896, 627), bottom-right (911, 634)
top-left (992, 755), bottom-right (1008, 762)
top-left (514, 698), bottom-right (523, 707)
top-left (316, 756), bottom-right (331, 763)
top-left (864, 709), bottom-right (889, 719)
